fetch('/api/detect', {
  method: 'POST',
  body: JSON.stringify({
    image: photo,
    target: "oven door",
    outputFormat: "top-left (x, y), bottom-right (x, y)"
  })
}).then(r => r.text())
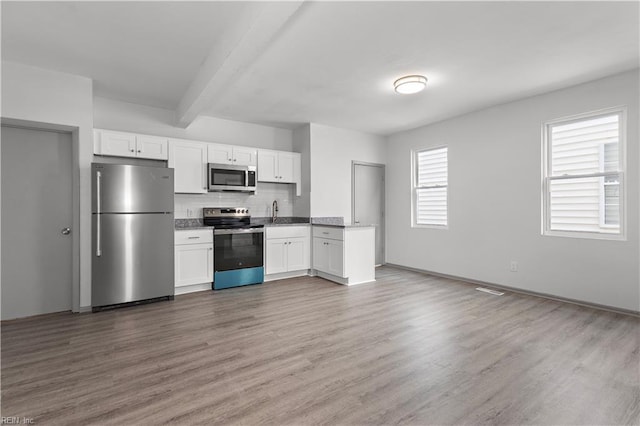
top-left (208, 164), bottom-right (253, 192)
top-left (213, 228), bottom-right (264, 271)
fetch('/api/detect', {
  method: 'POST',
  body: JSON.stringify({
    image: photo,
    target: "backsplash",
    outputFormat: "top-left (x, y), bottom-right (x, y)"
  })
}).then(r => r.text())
top-left (174, 182), bottom-right (295, 219)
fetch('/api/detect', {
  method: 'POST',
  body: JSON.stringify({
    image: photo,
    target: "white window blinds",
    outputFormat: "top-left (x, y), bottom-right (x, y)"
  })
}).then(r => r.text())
top-left (544, 110), bottom-right (624, 237)
top-left (414, 147), bottom-right (448, 226)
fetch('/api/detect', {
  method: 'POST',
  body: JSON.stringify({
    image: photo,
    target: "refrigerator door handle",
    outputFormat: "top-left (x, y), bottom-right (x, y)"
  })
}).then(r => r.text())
top-left (96, 170), bottom-right (102, 257)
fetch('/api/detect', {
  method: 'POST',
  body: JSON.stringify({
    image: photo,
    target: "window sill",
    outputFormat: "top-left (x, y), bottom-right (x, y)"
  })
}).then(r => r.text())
top-left (543, 229), bottom-right (626, 241)
top-left (412, 224), bottom-right (449, 230)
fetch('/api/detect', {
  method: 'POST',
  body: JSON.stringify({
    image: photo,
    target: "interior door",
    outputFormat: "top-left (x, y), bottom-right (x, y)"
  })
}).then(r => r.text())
top-left (353, 163), bottom-right (385, 265)
top-left (1, 126), bottom-right (73, 320)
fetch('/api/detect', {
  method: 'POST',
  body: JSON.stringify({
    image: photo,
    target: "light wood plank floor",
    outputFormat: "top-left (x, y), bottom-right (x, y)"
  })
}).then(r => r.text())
top-left (2, 266), bottom-right (639, 425)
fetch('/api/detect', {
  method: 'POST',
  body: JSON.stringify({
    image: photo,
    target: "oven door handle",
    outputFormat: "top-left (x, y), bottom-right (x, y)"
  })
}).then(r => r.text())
top-left (214, 228), bottom-right (264, 235)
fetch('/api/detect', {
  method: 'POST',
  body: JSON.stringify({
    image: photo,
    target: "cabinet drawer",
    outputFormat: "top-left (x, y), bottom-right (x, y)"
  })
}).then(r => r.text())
top-left (266, 225), bottom-right (310, 239)
top-left (175, 229), bottom-right (213, 245)
top-left (312, 226), bottom-right (344, 241)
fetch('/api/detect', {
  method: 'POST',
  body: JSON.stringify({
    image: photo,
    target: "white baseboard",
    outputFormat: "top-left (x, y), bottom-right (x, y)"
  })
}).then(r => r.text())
top-left (386, 263), bottom-right (639, 317)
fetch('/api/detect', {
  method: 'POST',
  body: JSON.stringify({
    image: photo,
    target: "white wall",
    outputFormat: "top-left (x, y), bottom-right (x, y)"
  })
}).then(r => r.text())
top-left (94, 97), bottom-right (293, 151)
top-left (309, 123), bottom-right (386, 223)
top-left (292, 124), bottom-right (311, 217)
top-left (386, 70), bottom-right (640, 312)
top-left (1, 61), bottom-right (94, 310)
top-left (175, 183), bottom-right (294, 220)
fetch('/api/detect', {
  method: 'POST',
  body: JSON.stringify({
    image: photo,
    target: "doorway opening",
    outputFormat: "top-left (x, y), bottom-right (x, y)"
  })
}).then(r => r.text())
top-left (352, 161), bottom-right (385, 266)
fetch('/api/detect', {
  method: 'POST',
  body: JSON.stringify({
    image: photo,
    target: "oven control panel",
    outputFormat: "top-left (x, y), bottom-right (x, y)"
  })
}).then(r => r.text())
top-left (203, 207), bottom-right (249, 218)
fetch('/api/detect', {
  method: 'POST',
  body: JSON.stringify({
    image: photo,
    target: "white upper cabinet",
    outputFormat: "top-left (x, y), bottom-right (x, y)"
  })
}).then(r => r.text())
top-left (208, 144), bottom-right (233, 164)
top-left (258, 149), bottom-right (301, 185)
top-left (136, 135), bottom-right (169, 160)
top-left (94, 129), bottom-right (168, 160)
top-left (257, 150), bottom-right (278, 181)
top-left (168, 139), bottom-right (208, 194)
top-left (277, 152), bottom-right (296, 182)
top-left (232, 146), bottom-right (257, 166)
top-left (207, 144), bottom-right (257, 166)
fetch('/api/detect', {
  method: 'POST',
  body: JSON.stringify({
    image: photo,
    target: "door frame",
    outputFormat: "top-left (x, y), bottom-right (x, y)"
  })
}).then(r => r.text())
top-left (351, 161), bottom-right (386, 265)
top-left (1, 118), bottom-right (81, 313)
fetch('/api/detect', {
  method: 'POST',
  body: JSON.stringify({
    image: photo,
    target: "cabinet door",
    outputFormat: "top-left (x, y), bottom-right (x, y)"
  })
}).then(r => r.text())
top-left (175, 244), bottom-right (213, 287)
top-left (168, 141), bottom-right (207, 193)
top-left (327, 240), bottom-right (345, 277)
top-left (137, 135), bottom-right (168, 160)
top-left (208, 144), bottom-right (233, 164)
top-left (97, 131), bottom-right (137, 157)
top-left (287, 237), bottom-right (310, 271)
top-left (257, 150), bottom-right (279, 182)
top-left (233, 146), bottom-right (257, 166)
top-left (278, 152), bottom-right (296, 183)
top-left (266, 239), bottom-right (288, 274)
top-left (312, 237), bottom-right (329, 273)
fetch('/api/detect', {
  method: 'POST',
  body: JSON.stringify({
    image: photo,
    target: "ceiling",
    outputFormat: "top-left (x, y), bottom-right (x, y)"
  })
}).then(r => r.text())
top-left (2, 1), bottom-right (638, 135)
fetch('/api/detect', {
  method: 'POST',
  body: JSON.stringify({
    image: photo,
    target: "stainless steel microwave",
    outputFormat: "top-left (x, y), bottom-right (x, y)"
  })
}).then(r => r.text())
top-left (208, 163), bottom-right (257, 192)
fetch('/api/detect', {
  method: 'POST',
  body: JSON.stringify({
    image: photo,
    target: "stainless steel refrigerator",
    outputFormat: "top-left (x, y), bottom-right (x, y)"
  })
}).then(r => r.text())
top-left (92, 163), bottom-right (174, 309)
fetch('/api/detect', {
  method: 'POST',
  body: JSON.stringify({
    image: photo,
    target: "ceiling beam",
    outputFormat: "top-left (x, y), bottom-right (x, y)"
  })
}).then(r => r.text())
top-left (175, 1), bottom-right (305, 128)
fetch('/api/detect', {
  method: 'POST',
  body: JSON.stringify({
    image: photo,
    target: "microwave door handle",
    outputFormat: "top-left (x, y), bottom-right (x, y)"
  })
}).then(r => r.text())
top-left (245, 169), bottom-right (249, 188)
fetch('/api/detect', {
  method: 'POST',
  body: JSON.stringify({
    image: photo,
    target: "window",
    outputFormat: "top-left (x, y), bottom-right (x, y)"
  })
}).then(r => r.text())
top-left (413, 146), bottom-right (448, 227)
top-left (543, 108), bottom-right (625, 239)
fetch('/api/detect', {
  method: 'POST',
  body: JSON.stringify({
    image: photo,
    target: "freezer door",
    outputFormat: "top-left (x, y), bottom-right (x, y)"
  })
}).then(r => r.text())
top-left (92, 163), bottom-right (174, 213)
top-left (92, 213), bottom-right (174, 307)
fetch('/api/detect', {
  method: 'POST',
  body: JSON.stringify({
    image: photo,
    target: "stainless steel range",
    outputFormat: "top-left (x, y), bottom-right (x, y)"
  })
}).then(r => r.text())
top-left (203, 207), bottom-right (264, 290)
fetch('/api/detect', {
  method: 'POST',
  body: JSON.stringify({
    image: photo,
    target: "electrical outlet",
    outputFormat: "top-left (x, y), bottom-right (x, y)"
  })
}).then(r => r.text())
top-left (510, 261), bottom-right (518, 272)
top-left (186, 208), bottom-right (193, 218)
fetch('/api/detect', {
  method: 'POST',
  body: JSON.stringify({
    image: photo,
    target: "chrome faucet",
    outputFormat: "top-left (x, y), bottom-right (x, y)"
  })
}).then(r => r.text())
top-left (272, 200), bottom-right (278, 223)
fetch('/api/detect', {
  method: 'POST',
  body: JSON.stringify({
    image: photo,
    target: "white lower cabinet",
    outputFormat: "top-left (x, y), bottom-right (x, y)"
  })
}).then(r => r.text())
top-left (265, 226), bottom-right (310, 277)
top-left (313, 237), bottom-right (344, 277)
top-left (175, 229), bottom-right (213, 294)
top-left (312, 225), bottom-right (375, 285)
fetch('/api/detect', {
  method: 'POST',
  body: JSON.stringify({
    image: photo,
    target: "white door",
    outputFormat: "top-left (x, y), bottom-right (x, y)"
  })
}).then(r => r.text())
top-left (136, 135), bottom-right (168, 160)
top-left (257, 150), bottom-right (278, 182)
top-left (232, 147), bottom-right (257, 166)
top-left (265, 239), bottom-right (287, 274)
top-left (175, 244), bottom-right (213, 287)
top-left (353, 163), bottom-right (385, 265)
top-left (277, 152), bottom-right (296, 183)
top-left (287, 237), bottom-right (309, 271)
top-left (327, 240), bottom-right (345, 277)
top-left (168, 141), bottom-right (207, 193)
top-left (208, 144), bottom-right (233, 164)
top-left (1, 126), bottom-right (73, 320)
top-left (98, 130), bottom-right (137, 157)
top-left (312, 238), bottom-right (329, 273)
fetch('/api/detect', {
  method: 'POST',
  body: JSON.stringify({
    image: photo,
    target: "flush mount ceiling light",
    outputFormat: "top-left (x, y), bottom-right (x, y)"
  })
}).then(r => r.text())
top-left (393, 75), bottom-right (427, 94)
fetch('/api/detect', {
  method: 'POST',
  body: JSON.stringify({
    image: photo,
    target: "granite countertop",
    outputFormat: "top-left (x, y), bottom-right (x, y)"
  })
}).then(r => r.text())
top-left (173, 217), bottom-right (373, 230)
top-left (175, 226), bottom-right (212, 231)
top-left (312, 223), bottom-right (376, 229)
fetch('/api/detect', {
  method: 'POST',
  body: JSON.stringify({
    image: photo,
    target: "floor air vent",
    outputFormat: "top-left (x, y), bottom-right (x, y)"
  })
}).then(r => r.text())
top-left (475, 287), bottom-right (504, 296)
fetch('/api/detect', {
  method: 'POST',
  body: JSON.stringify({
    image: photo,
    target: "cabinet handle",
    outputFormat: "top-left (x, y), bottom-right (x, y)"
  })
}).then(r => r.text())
top-left (233, 159), bottom-right (237, 162)
top-left (209, 247), bottom-right (213, 250)
top-left (137, 150), bottom-right (141, 153)
top-left (130, 149), bottom-right (135, 152)
top-left (322, 232), bottom-right (329, 235)
top-left (188, 236), bottom-right (200, 239)
top-left (96, 171), bottom-right (102, 257)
